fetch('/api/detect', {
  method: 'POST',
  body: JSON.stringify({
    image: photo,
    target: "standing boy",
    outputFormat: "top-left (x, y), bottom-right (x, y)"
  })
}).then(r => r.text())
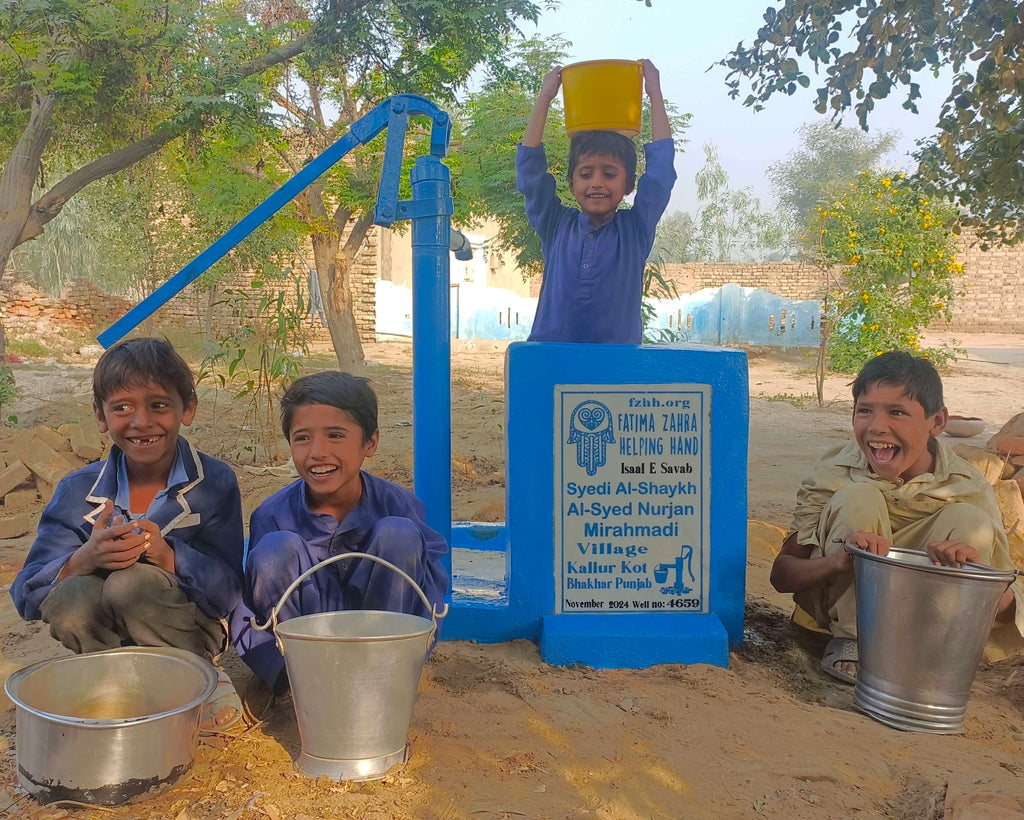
top-left (771, 351), bottom-right (1024, 684)
top-left (518, 59), bottom-right (676, 344)
top-left (230, 371), bottom-right (449, 693)
top-left (10, 337), bottom-right (245, 727)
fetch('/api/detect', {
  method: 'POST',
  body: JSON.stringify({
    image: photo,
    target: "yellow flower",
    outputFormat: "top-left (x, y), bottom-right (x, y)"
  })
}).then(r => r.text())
top-left (870, 324), bottom-right (879, 331)
top-left (879, 227), bottom-right (886, 234)
top-left (862, 293), bottom-right (870, 303)
top-left (862, 324), bottom-right (868, 331)
top-left (881, 177), bottom-right (892, 187)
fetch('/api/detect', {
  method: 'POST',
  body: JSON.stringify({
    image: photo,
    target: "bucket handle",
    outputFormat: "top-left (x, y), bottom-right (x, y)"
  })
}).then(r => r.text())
top-left (841, 539), bottom-right (1023, 590)
top-left (250, 552), bottom-right (449, 657)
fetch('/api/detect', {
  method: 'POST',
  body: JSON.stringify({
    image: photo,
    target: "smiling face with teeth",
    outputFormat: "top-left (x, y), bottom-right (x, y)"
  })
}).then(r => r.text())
top-left (569, 152), bottom-right (629, 226)
top-left (95, 381), bottom-right (196, 480)
top-left (852, 381), bottom-right (948, 482)
top-left (288, 403), bottom-right (379, 519)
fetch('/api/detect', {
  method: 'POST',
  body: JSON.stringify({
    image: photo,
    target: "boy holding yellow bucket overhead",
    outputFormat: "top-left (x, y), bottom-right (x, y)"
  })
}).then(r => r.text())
top-left (518, 59), bottom-right (676, 344)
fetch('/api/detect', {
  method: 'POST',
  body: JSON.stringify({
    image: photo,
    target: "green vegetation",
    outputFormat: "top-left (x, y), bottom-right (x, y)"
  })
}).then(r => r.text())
top-left (720, 0), bottom-right (1024, 245)
top-left (0, 365), bottom-right (17, 425)
top-left (198, 277), bottom-right (311, 464)
top-left (806, 171), bottom-right (963, 386)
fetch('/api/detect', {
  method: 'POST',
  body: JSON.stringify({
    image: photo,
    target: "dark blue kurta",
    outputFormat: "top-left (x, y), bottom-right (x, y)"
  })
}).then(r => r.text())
top-left (11, 437), bottom-right (244, 622)
top-left (517, 138), bottom-right (676, 344)
top-left (230, 471), bottom-right (449, 687)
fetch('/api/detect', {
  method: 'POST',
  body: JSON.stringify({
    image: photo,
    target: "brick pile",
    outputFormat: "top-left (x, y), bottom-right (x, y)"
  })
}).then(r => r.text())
top-left (0, 424), bottom-right (107, 539)
top-left (953, 421), bottom-right (1024, 571)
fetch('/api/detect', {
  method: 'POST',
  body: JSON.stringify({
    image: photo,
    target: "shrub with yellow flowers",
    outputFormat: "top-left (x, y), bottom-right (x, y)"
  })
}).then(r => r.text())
top-left (806, 171), bottom-right (964, 373)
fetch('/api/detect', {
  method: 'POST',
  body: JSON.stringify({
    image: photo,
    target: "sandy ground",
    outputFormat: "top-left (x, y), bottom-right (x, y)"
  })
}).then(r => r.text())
top-left (1, 333), bottom-right (1023, 819)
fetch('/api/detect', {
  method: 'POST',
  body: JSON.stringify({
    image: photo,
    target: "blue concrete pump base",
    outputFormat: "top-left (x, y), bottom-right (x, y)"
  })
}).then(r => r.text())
top-left (541, 613), bottom-right (729, 669)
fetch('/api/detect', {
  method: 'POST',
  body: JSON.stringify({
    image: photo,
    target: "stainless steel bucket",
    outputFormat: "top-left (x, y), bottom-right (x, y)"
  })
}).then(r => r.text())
top-left (254, 552), bottom-right (447, 782)
top-left (4, 647), bottom-right (217, 805)
top-left (848, 545), bottom-right (1018, 734)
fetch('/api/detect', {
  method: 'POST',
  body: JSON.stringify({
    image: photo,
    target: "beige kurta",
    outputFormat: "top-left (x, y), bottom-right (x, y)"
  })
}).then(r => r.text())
top-left (788, 438), bottom-right (1024, 639)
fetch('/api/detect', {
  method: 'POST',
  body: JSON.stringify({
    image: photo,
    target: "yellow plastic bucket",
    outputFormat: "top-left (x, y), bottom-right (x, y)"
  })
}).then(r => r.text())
top-left (561, 59), bottom-right (643, 137)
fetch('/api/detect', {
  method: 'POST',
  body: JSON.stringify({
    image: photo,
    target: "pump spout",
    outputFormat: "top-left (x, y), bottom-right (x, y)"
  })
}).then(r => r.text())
top-left (449, 229), bottom-right (473, 261)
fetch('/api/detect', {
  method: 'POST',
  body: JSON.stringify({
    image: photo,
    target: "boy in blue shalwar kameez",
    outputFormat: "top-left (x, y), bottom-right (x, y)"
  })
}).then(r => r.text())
top-left (10, 337), bottom-right (245, 728)
top-left (231, 371), bottom-right (449, 693)
top-left (517, 59), bottom-right (676, 344)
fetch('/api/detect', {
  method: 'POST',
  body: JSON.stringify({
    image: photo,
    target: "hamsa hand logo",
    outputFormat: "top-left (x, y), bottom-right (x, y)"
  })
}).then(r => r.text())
top-left (567, 400), bottom-right (615, 476)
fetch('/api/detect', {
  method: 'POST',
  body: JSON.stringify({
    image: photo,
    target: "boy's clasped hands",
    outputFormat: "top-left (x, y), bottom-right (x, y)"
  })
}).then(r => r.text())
top-left (62, 499), bottom-right (173, 577)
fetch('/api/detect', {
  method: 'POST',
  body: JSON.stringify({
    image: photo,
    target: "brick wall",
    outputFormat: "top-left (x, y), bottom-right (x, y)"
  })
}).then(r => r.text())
top-left (660, 229), bottom-right (1024, 333)
top-left (5, 225), bottom-right (1023, 340)
top-left (660, 262), bottom-right (827, 302)
top-left (0, 227), bottom-right (382, 345)
top-left (0, 278), bottom-right (133, 336)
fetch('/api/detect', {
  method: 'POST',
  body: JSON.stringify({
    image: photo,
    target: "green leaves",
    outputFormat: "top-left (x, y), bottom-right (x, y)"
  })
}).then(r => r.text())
top-left (719, 0), bottom-right (1024, 244)
top-left (806, 171), bottom-right (963, 372)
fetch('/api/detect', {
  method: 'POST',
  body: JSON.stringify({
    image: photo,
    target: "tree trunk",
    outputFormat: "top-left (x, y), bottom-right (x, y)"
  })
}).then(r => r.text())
top-left (306, 229), bottom-right (361, 372)
top-left (323, 256), bottom-right (366, 373)
top-left (0, 94), bottom-right (56, 357)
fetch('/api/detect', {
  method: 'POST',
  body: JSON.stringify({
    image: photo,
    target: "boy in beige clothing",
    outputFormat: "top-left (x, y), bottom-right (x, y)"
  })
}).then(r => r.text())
top-left (771, 351), bottom-right (1023, 683)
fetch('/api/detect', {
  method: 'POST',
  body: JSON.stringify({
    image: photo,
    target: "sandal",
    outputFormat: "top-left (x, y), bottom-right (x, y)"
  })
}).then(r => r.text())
top-left (201, 668), bottom-right (243, 731)
top-left (820, 636), bottom-right (858, 685)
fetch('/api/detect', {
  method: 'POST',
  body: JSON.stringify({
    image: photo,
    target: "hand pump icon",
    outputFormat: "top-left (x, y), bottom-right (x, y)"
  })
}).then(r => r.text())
top-left (655, 545), bottom-right (696, 596)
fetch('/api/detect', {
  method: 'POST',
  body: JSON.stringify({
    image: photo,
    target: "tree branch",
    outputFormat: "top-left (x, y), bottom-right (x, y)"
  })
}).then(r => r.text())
top-left (26, 34), bottom-right (313, 237)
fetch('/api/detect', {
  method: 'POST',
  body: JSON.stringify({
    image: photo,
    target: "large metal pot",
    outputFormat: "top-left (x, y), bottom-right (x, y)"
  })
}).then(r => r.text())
top-left (4, 646), bottom-right (217, 805)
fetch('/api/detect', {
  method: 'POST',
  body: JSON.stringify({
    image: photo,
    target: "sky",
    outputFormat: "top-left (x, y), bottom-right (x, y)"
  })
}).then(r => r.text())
top-left (524, 0), bottom-right (951, 215)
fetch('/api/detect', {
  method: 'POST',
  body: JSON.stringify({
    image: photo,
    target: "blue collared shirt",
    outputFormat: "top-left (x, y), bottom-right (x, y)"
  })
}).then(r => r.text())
top-left (114, 448), bottom-right (189, 519)
top-left (517, 138), bottom-right (676, 344)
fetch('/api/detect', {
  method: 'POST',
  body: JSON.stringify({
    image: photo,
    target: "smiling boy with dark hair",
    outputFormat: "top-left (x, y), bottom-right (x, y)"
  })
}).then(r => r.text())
top-left (230, 371), bottom-right (449, 693)
top-left (11, 336), bottom-right (245, 727)
top-left (518, 59), bottom-right (676, 344)
top-left (771, 351), bottom-right (1024, 683)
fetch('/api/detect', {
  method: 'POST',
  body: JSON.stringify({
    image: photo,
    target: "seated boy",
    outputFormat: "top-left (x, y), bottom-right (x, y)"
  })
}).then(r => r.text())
top-left (10, 337), bottom-right (245, 726)
top-left (230, 371), bottom-right (449, 693)
top-left (518, 59), bottom-right (676, 344)
top-left (771, 351), bottom-right (1024, 684)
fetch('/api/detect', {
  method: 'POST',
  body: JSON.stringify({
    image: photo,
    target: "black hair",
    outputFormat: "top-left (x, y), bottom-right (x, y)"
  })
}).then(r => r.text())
top-left (280, 371), bottom-right (378, 443)
top-left (567, 130), bottom-right (638, 193)
top-left (851, 351), bottom-right (944, 415)
top-left (93, 337), bottom-right (196, 412)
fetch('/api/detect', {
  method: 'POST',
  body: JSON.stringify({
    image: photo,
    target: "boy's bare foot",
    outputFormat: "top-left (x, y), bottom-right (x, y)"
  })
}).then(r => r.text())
top-left (201, 668), bottom-right (243, 730)
top-left (820, 637), bottom-right (858, 685)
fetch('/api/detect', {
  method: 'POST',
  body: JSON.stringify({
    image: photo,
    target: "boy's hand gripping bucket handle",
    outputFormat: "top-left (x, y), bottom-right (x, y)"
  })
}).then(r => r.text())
top-left (250, 552), bottom-right (449, 656)
top-left (840, 538), bottom-right (1023, 590)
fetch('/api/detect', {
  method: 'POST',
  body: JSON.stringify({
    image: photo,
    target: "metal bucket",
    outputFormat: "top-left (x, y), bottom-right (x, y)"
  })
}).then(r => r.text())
top-left (254, 552), bottom-right (447, 782)
top-left (4, 647), bottom-right (217, 805)
top-left (848, 545), bottom-right (1018, 734)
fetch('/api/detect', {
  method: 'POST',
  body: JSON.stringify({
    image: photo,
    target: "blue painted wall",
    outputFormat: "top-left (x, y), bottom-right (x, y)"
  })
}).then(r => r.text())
top-left (376, 280), bottom-right (820, 347)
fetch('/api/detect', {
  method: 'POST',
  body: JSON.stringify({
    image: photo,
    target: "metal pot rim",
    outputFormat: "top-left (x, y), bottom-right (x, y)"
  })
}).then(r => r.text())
top-left (846, 545), bottom-right (1019, 584)
top-left (4, 646), bottom-right (217, 728)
